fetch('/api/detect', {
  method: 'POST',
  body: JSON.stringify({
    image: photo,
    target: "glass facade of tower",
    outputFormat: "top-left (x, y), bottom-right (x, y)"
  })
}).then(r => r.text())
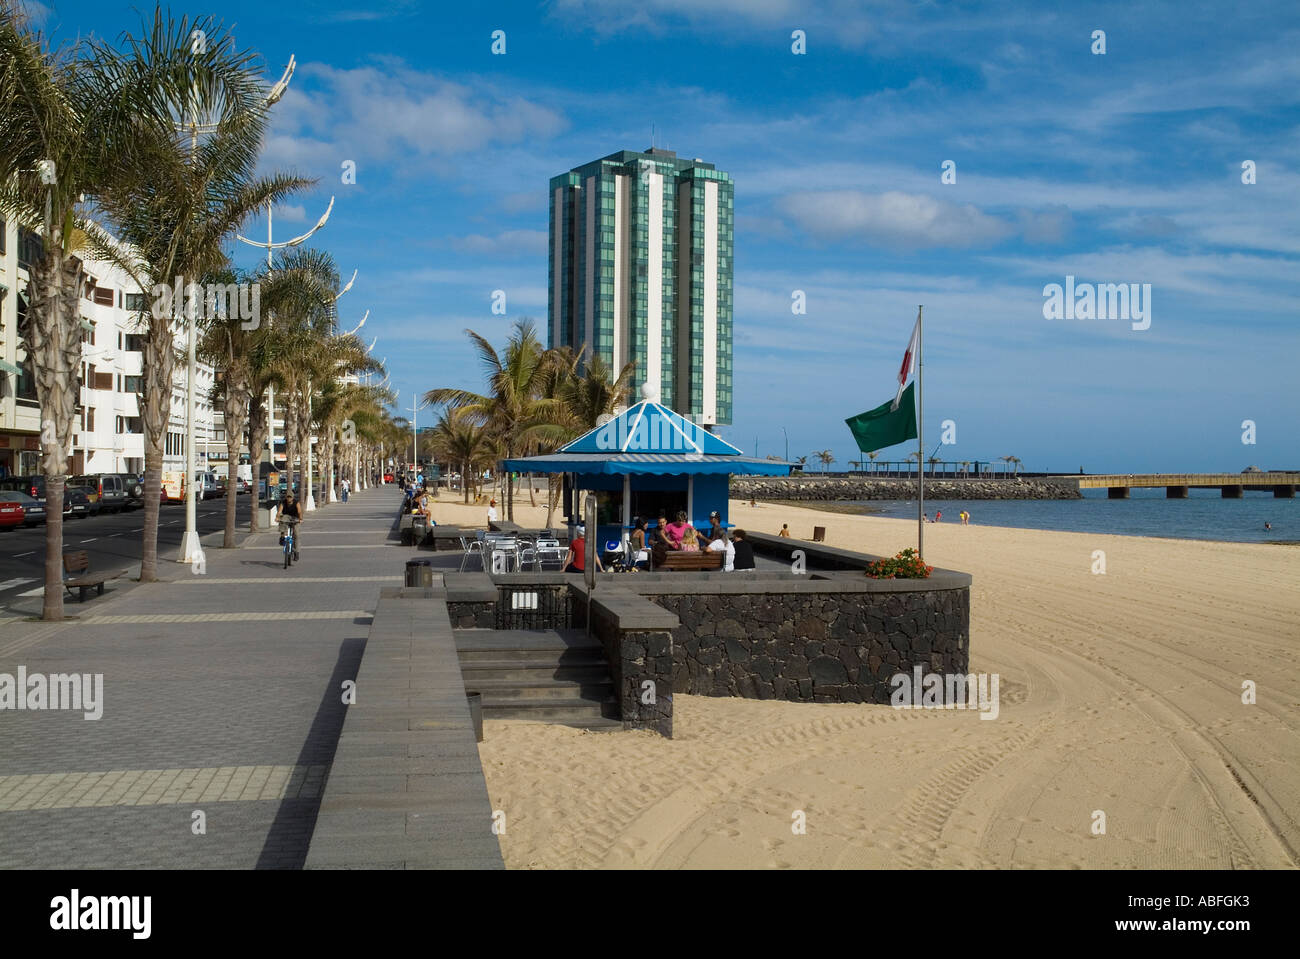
top-left (548, 148), bottom-right (733, 426)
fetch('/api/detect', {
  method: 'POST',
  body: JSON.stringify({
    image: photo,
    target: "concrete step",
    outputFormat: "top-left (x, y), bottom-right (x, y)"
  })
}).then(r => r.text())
top-left (458, 660), bottom-right (612, 683)
top-left (463, 678), bottom-right (614, 701)
top-left (480, 697), bottom-right (619, 722)
top-left (456, 645), bottom-right (607, 665)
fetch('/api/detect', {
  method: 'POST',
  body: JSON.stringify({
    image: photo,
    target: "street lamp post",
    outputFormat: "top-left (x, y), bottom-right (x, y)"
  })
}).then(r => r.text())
top-left (782, 427), bottom-right (788, 462)
top-left (409, 394), bottom-right (431, 475)
top-left (178, 55), bottom-right (299, 564)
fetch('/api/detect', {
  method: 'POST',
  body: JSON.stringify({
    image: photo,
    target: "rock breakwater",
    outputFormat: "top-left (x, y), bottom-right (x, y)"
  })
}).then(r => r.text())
top-left (731, 476), bottom-right (1082, 501)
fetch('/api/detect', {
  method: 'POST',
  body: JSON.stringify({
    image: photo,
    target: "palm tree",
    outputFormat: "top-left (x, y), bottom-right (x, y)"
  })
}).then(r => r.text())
top-left (906, 451), bottom-right (921, 477)
top-left (814, 449), bottom-right (834, 471)
top-left (867, 450), bottom-right (879, 474)
top-left (960, 460), bottom-right (970, 479)
top-left (999, 455), bottom-right (1014, 478)
top-left (424, 319), bottom-right (564, 522)
top-left (928, 455), bottom-right (941, 476)
top-left (430, 410), bottom-right (492, 505)
top-left (85, 12), bottom-right (312, 582)
top-left (0, 8), bottom-right (115, 619)
top-left (794, 455), bottom-right (808, 473)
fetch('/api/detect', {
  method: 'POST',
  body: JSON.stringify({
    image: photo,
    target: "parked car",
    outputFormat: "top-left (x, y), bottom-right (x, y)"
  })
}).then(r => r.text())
top-left (72, 473), bottom-right (127, 513)
top-left (64, 488), bottom-right (90, 518)
top-left (0, 490), bottom-right (45, 525)
top-left (0, 474), bottom-right (46, 502)
top-left (0, 496), bottom-right (24, 530)
top-left (70, 484), bottom-right (101, 516)
top-left (197, 471), bottom-right (223, 500)
top-left (114, 473), bottom-right (145, 510)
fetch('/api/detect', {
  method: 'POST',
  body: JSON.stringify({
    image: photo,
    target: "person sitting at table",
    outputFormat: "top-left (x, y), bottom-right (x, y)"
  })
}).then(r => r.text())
top-left (706, 510), bottom-right (725, 543)
top-left (680, 526), bottom-right (701, 552)
top-left (664, 510), bottom-right (690, 549)
top-left (730, 528), bottom-right (756, 570)
top-left (630, 517), bottom-right (650, 570)
top-left (563, 524), bottom-right (604, 574)
top-left (650, 511), bottom-right (672, 550)
top-left (707, 526), bottom-right (735, 572)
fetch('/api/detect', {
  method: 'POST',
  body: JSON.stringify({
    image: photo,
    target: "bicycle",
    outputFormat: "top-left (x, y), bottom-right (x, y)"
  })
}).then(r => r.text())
top-left (279, 517), bottom-right (299, 569)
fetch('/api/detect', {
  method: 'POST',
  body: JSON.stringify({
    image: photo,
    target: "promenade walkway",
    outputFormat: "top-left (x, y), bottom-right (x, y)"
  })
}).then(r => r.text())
top-left (0, 488), bottom-right (414, 868)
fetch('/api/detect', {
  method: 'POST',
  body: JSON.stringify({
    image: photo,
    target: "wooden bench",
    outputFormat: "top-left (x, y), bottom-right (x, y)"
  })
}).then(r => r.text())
top-left (655, 550), bottom-right (725, 571)
top-left (62, 551), bottom-right (120, 602)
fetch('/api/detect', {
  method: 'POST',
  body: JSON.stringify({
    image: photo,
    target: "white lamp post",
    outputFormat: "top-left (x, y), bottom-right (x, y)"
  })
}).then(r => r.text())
top-left (178, 54), bottom-right (299, 564)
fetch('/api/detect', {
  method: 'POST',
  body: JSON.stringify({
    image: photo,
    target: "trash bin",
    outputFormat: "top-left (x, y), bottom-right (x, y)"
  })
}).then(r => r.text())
top-left (813, 526), bottom-right (826, 543)
top-left (405, 559), bottom-right (433, 588)
top-left (466, 691), bottom-right (484, 743)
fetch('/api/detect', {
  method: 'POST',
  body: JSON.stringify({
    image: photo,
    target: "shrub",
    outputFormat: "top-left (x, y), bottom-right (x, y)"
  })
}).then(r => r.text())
top-left (864, 548), bottom-right (933, 579)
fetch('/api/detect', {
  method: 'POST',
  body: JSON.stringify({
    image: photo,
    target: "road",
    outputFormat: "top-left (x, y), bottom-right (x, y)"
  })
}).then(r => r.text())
top-left (0, 493), bottom-right (255, 613)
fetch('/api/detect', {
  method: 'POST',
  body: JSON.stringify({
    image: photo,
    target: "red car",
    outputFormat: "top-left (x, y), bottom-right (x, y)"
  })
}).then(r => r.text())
top-left (0, 498), bottom-right (25, 530)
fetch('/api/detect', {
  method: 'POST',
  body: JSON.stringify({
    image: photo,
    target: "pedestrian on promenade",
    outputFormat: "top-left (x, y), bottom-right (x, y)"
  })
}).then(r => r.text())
top-left (487, 498), bottom-right (499, 524)
top-left (341, 478), bottom-right (350, 503)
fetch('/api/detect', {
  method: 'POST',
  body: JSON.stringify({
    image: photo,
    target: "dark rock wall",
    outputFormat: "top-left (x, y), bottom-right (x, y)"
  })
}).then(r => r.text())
top-left (651, 589), bottom-right (969, 704)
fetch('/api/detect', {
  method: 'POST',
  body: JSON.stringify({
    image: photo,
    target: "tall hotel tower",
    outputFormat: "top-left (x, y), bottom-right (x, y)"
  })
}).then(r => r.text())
top-left (548, 148), bottom-right (733, 426)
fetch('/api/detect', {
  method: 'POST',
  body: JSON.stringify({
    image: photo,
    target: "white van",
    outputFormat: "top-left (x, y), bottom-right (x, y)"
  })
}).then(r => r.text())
top-left (194, 472), bottom-right (222, 500)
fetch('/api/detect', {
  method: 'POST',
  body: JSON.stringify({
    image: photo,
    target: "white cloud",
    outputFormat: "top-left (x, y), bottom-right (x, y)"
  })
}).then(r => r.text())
top-left (261, 62), bottom-right (567, 175)
top-left (778, 190), bottom-right (1014, 249)
top-left (449, 230), bottom-right (548, 256)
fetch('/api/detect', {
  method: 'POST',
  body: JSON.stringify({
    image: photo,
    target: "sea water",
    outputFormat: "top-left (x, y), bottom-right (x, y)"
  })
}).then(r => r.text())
top-left (850, 487), bottom-right (1298, 544)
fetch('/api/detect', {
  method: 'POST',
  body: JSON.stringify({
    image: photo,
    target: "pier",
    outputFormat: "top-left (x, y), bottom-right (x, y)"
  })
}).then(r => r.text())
top-left (1058, 473), bottom-right (1300, 499)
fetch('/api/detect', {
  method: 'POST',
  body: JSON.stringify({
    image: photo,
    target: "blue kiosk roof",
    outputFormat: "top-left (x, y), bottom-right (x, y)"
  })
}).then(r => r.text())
top-left (501, 399), bottom-right (791, 477)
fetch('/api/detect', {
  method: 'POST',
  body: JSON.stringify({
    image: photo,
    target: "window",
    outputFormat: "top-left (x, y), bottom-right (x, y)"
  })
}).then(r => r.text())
top-left (92, 287), bottom-right (114, 307)
top-left (18, 228), bottom-right (42, 269)
top-left (123, 293), bottom-right (146, 313)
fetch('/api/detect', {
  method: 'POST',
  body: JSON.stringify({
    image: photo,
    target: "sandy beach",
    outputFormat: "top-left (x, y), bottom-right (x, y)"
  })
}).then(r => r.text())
top-left (428, 492), bottom-right (1300, 869)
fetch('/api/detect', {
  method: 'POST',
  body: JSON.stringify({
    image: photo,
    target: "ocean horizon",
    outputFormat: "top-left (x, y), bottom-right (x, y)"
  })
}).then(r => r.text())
top-left (839, 487), bottom-right (1297, 544)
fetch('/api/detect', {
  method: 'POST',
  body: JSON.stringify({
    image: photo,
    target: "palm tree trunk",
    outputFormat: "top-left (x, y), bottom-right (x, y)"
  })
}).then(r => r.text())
top-left (221, 379), bottom-right (249, 548)
top-left (139, 321), bottom-right (174, 583)
top-left (528, 472), bottom-right (536, 508)
top-left (544, 474), bottom-right (556, 528)
top-left (247, 393), bottom-right (268, 533)
top-left (28, 241), bottom-right (83, 621)
top-left (283, 399), bottom-right (298, 499)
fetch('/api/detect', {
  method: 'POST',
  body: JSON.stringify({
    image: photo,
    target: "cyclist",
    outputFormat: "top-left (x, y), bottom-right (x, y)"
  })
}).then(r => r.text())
top-left (277, 491), bottom-right (303, 561)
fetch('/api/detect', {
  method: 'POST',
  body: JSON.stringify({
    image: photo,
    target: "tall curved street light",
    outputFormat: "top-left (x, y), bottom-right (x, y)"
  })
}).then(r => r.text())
top-left (176, 54), bottom-right (305, 565)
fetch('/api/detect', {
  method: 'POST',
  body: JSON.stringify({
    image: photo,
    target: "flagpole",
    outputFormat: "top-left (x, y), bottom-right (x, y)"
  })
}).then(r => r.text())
top-left (917, 305), bottom-right (924, 559)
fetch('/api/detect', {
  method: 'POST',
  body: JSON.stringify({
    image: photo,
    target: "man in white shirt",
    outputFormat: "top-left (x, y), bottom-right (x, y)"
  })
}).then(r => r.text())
top-left (707, 527), bottom-right (735, 572)
top-left (487, 498), bottom-right (499, 524)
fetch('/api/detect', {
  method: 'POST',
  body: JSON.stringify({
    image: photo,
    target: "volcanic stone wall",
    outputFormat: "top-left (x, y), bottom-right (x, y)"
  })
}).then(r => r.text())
top-left (649, 585), bottom-right (969, 703)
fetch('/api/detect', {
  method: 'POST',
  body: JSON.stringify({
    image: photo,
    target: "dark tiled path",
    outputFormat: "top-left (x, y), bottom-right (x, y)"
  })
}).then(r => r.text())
top-left (0, 488), bottom-right (408, 868)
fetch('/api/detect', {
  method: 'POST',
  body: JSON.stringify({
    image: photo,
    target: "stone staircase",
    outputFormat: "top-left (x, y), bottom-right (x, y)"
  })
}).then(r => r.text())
top-left (454, 628), bottom-right (622, 731)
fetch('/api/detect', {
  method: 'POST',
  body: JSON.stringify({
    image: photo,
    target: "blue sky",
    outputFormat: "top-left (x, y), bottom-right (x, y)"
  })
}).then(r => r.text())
top-left (32, 0), bottom-right (1300, 472)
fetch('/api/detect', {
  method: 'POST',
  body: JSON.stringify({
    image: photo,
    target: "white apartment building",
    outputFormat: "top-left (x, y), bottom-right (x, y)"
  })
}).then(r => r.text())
top-left (0, 217), bottom-right (217, 479)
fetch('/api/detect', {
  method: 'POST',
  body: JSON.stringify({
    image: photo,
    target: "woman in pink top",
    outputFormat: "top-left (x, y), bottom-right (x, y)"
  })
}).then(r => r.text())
top-left (664, 510), bottom-right (690, 549)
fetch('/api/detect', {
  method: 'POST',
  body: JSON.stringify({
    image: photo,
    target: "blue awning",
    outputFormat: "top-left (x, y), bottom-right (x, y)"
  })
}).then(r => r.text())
top-left (502, 452), bottom-right (791, 477)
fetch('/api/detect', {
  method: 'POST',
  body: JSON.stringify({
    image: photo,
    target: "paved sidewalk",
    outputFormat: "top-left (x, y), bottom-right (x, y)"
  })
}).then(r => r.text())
top-left (0, 487), bottom-right (408, 868)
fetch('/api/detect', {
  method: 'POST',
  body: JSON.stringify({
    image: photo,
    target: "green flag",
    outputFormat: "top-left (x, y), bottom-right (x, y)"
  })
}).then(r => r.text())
top-left (845, 382), bottom-right (918, 453)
